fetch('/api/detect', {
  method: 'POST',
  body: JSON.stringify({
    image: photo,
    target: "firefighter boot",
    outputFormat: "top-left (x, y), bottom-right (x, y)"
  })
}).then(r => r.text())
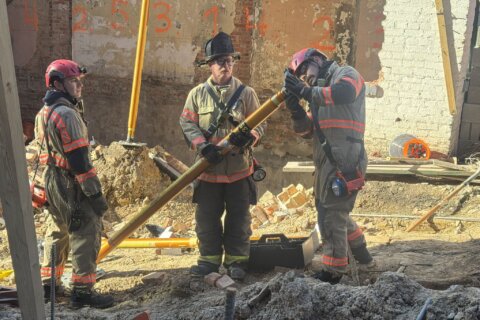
top-left (189, 261), bottom-right (220, 277)
top-left (312, 270), bottom-right (342, 285)
top-left (70, 288), bottom-right (114, 309)
top-left (226, 262), bottom-right (247, 281)
top-left (350, 244), bottom-right (373, 265)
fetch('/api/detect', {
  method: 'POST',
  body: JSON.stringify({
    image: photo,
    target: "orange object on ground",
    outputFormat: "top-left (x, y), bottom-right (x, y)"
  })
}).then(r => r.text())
top-left (389, 134), bottom-right (431, 159)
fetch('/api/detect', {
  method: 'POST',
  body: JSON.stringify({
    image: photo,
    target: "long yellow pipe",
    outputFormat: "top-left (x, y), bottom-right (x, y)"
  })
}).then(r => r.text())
top-left (126, 0), bottom-right (150, 141)
top-left (97, 90), bottom-right (286, 263)
top-left (109, 238), bottom-right (198, 249)
top-left (106, 234), bottom-right (308, 249)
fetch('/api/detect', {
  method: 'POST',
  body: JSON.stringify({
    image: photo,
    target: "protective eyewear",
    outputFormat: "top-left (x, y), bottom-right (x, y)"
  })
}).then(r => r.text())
top-left (214, 57), bottom-right (236, 66)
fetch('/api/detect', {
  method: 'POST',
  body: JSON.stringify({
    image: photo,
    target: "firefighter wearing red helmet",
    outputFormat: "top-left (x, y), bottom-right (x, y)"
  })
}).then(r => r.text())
top-left (283, 49), bottom-right (374, 284)
top-left (34, 59), bottom-right (114, 308)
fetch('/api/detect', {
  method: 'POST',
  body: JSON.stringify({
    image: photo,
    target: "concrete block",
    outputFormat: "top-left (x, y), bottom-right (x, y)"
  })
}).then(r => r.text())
top-left (291, 191), bottom-right (308, 207)
top-left (259, 190), bottom-right (276, 203)
top-left (277, 190), bottom-right (290, 203)
top-left (286, 184), bottom-right (298, 196)
top-left (262, 203), bottom-right (279, 217)
top-left (204, 272), bottom-right (235, 288)
top-left (251, 205), bottom-right (269, 223)
top-left (141, 272), bottom-right (167, 285)
top-left (156, 248), bottom-right (183, 255)
top-left (215, 275), bottom-right (236, 289)
top-left (284, 198), bottom-right (299, 209)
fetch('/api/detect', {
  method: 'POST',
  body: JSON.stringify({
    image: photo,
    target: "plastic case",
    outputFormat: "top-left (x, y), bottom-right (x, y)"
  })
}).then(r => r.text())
top-left (248, 228), bottom-right (320, 271)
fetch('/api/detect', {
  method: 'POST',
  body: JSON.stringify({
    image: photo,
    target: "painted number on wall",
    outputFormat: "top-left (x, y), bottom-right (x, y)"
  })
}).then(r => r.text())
top-left (111, 0), bottom-right (129, 30)
top-left (203, 5), bottom-right (218, 36)
top-left (23, 0), bottom-right (39, 31)
top-left (73, 5), bottom-right (88, 32)
top-left (311, 16), bottom-right (335, 52)
top-left (153, 1), bottom-right (172, 33)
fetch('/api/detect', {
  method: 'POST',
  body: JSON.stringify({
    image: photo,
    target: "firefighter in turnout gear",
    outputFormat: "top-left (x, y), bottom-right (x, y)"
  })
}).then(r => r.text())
top-left (179, 32), bottom-right (265, 280)
top-left (34, 59), bottom-right (114, 308)
top-left (283, 48), bottom-right (374, 284)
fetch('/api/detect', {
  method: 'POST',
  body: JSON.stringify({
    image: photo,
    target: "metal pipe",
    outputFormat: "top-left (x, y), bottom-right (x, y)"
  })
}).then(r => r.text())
top-left (415, 297), bottom-right (432, 320)
top-left (50, 243), bottom-right (56, 320)
top-left (126, 0), bottom-right (150, 141)
top-left (97, 90), bottom-right (286, 262)
top-left (351, 213), bottom-right (480, 222)
top-left (109, 238), bottom-right (198, 249)
top-left (224, 287), bottom-right (237, 320)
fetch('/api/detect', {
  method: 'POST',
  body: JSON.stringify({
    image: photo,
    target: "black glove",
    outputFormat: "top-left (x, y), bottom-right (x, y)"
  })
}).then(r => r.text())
top-left (284, 70), bottom-right (313, 103)
top-left (229, 130), bottom-right (255, 148)
top-left (285, 93), bottom-right (306, 120)
top-left (89, 193), bottom-right (108, 216)
top-left (200, 143), bottom-right (224, 164)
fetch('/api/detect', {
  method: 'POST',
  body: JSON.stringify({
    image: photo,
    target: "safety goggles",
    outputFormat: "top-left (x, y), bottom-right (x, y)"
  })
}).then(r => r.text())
top-left (214, 57), bottom-right (236, 67)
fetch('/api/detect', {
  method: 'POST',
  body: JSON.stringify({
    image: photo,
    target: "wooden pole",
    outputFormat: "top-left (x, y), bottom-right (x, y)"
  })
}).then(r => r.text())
top-left (406, 166), bottom-right (480, 232)
top-left (0, 2), bottom-right (46, 319)
top-left (435, 0), bottom-right (457, 115)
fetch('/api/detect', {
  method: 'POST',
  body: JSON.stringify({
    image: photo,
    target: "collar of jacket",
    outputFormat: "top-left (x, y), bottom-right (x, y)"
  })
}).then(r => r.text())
top-left (207, 76), bottom-right (243, 100)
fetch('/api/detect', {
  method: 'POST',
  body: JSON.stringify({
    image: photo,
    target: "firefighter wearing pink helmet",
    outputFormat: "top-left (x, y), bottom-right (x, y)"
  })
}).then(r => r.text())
top-left (283, 48), bottom-right (374, 284)
top-left (34, 59), bottom-right (113, 308)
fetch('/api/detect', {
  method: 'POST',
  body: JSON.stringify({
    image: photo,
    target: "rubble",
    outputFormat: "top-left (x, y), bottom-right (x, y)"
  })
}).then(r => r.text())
top-left (250, 184), bottom-right (314, 230)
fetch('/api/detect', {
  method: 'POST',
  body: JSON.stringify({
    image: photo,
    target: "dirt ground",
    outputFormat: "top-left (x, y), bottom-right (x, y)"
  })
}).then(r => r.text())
top-left (1, 143), bottom-right (480, 319)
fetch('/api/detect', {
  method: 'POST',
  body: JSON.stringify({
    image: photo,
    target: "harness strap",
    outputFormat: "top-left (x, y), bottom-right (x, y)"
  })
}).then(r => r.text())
top-left (203, 83), bottom-right (246, 139)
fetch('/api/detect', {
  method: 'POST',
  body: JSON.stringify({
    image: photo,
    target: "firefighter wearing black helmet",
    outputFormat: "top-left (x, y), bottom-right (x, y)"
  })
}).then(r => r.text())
top-left (34, 59), bottom-right (114, 308)
top-left (179, 32), bottom-right (265, 281)
top-left (283, 48), bottom-right (374, 284)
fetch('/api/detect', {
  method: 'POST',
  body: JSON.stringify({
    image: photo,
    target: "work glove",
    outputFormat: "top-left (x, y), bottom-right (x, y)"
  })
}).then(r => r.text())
top-left (199, 143), bottom-right (224, 164)
top-left (284, 70), bottom-right (313, 103)
top-left (229, 130), bottom-right (255, 148)
top-left (89, 193), bottom-right (108, 216)
top-left (285, 93), bottom-right (307, 120)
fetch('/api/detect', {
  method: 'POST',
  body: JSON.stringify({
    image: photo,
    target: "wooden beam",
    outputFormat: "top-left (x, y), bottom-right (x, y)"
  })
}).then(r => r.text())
top-left (435, 0), bottom-right (457, 115)
top-left (283, 161), bottom-right (476, 177)
top-left (0, 2), bottom-right (46, 319)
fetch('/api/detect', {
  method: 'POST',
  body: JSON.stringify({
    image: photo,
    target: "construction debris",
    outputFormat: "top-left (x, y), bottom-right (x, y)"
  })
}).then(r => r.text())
top-left (250, 184), bottom-right (313, 230)
top-left (204, 272), bottom-right (235, 289)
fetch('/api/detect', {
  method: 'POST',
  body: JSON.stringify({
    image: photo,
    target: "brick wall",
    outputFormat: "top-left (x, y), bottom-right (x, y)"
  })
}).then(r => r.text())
top-left (356, 0), bottom-right (476, 157)
top-left (9, 0), bottom-right (71, 124)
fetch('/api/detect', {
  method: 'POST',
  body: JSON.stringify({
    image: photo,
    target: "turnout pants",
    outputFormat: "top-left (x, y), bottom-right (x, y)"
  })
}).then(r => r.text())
top-left (41, 166), bottom-right (102, 291)
top-left (193, 177), bottom-right (255, 267)
top-left (316, 200), bottom-right (367, 274)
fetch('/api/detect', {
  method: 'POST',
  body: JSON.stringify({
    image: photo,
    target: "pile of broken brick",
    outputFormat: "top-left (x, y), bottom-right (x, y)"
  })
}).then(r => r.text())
top-left (250, 184), bottom-right (314, 230)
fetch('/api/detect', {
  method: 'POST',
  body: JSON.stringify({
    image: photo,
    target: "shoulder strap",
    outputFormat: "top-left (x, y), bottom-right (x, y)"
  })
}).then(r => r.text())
top-left (311, 104), bottom-right (364, 170)
top-left (203, 83), bottom-right (246, 139)
top-left (310, 104), bottom-right (338, 167)
top-left (43, 103), bottom-right (65, 164)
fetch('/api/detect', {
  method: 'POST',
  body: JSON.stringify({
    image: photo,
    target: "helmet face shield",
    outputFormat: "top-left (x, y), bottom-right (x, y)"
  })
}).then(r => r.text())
top-left (288, 48), bottom-right (327, 76)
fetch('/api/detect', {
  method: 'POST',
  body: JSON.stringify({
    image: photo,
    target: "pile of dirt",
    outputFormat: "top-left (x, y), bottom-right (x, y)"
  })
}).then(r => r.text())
top-left (92, 142), bottom-right (171, 221)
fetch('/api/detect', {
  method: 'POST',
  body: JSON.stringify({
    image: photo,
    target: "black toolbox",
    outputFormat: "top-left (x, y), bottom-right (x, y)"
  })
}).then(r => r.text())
top-left (248, 228), bottom-right (320, 271)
